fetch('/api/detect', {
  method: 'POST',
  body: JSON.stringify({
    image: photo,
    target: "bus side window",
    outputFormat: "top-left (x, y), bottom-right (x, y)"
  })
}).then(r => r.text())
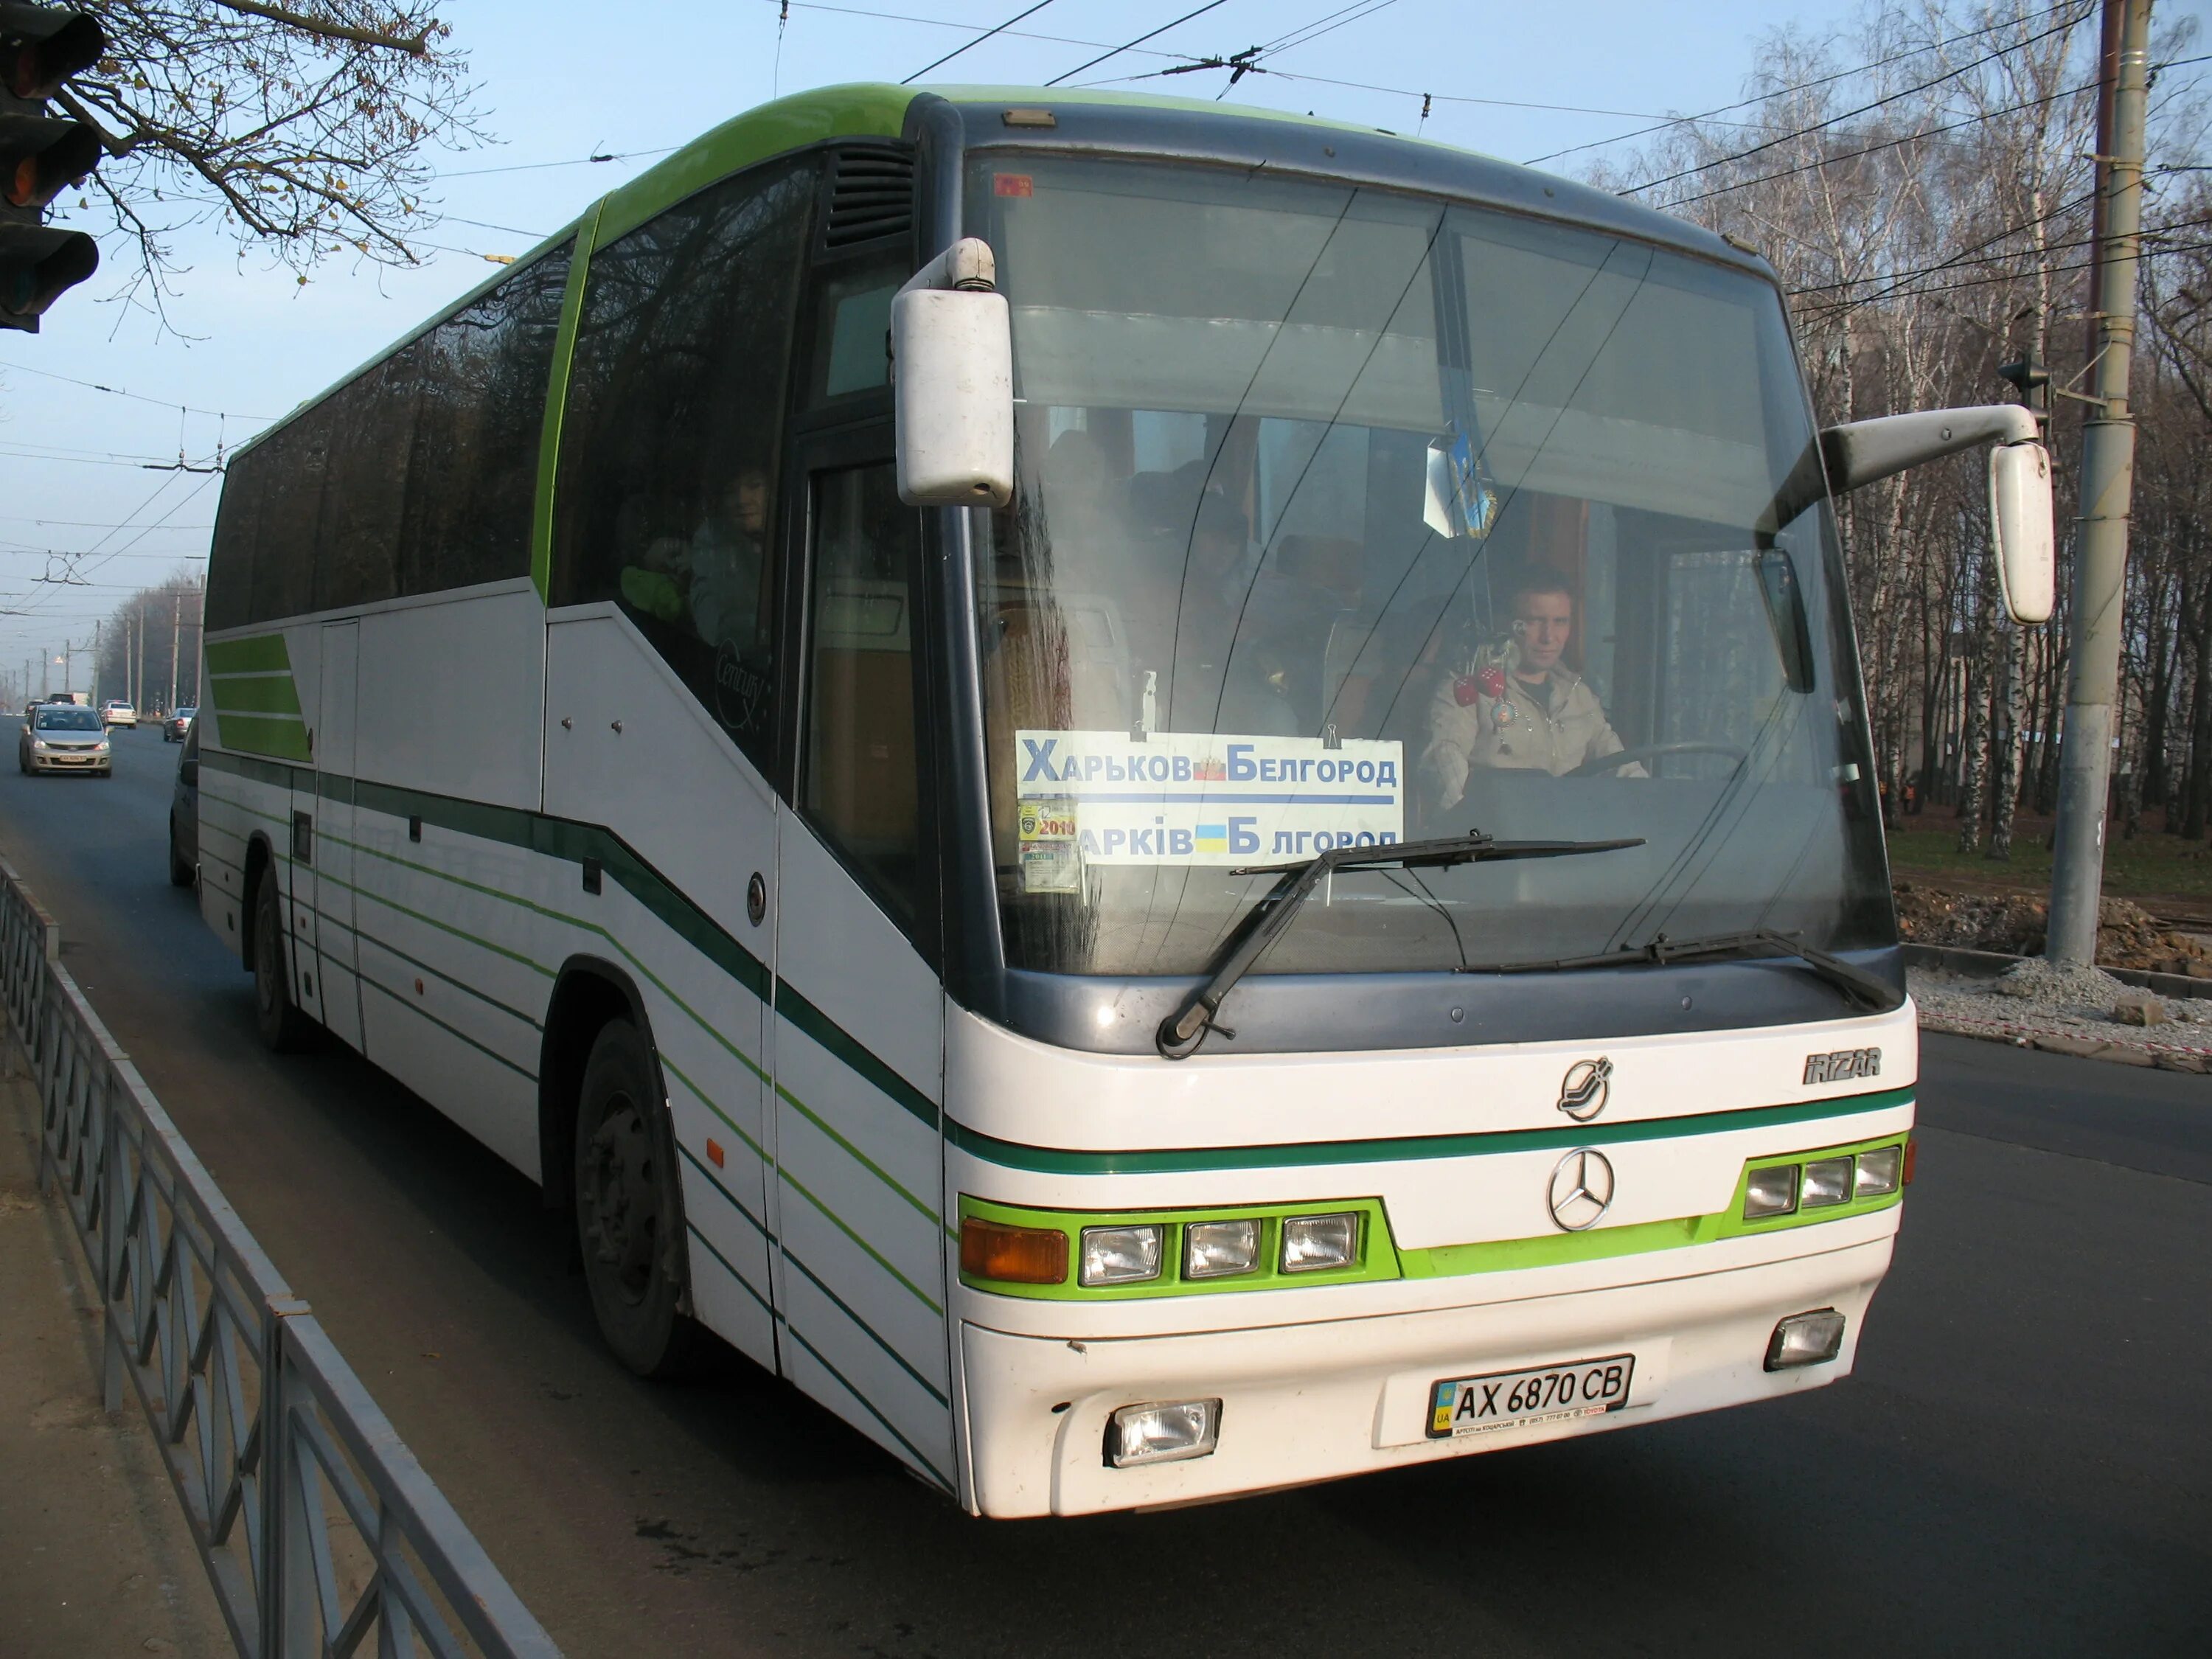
top-left (552, 159), bottom-right (815, 771)
top-left (801, 462), bottom-right (924, 928)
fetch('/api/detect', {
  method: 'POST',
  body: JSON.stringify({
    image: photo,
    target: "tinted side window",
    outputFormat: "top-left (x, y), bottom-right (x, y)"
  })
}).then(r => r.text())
top-left (250, 410), bottom-right (327, 623)
top-left (553, 161), bottom-right (813, 768)
top-left (206, 447), bottom-right (265, 632)
top-left (315, 356), bottom-right (414, 611)
top-left (402, 237), bottom-right (571, 595)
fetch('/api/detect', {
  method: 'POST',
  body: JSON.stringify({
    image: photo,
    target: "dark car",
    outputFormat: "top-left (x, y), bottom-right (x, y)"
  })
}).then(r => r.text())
top-left (164, 704), bottom-right (197, 742)
top-left (168, 718), bottom-right (199, 887)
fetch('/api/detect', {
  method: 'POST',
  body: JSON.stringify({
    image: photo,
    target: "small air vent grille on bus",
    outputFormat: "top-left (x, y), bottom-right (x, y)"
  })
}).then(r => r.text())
top-left (824, 145), bottom-right (915, 248)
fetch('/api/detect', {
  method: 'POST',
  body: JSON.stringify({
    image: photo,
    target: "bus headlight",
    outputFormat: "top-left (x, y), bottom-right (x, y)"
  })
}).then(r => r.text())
top-left (1801, 1156), bottom-right (1852, 1208)
top-left (1855, 1145), bottom-right (1902, 1197)
top-left (1281, 1211), bottom-right (1359, 1273)
top-left (1743, 1164), bottom-right (1799, 1219)
top-left (1105, 1399), bottom-right (1220, 1467)
top-left (1183, 1218), bottom-right (1259, 1279)
top-left (1079, 1223), bottom-right (1162, 1286)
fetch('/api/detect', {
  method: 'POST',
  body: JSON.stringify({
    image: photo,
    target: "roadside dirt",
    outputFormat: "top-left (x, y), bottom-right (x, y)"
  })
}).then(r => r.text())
top-left (1893, 880), bottom-right (2212, 975)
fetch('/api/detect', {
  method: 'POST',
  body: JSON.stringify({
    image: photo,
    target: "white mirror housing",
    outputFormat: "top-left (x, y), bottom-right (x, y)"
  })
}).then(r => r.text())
top-left (892, 237), bottom-right (1014, 508)
top-left (1989, 441), bottom-right (2055, 625)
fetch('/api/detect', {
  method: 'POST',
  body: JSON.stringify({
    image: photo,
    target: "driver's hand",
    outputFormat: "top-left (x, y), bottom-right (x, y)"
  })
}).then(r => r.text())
top-left (1427, 748), bottom-right (1468, 810)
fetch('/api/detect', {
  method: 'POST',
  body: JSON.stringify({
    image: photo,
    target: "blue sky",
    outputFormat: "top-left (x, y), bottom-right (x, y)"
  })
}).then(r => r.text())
top-left (0, 0), bottom-right (1878, 684)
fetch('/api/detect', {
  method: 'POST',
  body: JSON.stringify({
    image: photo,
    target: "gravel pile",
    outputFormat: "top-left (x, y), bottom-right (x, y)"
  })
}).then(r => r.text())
top-left (1910, 960), bottom-right (2212, 1072)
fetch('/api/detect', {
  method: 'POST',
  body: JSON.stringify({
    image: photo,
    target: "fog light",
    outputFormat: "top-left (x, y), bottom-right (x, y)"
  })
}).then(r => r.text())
top-left (1765, 1308), bottom-right (1846, 1371)
top-left (1743, 1164), bottom-right (1799, 1219)
top-left (1079, 1224), bottom-right (1162, 1287)
top-left (1105, 1399), bottom-right (1220, 1467)
top-left (1802, 1156), bottom-right (1852, 1208)
top-left (1281, 1211), bottom-right (1358, 1273)
top-left (1183, 1218), bottom-right (1260, 1279)
top-left (1856, 1145), bottom-right (1902, 1197)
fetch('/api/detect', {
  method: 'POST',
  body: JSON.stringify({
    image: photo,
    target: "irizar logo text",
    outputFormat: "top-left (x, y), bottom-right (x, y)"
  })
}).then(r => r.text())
top-left (1803, 1047), bottom-right (1882, 1085)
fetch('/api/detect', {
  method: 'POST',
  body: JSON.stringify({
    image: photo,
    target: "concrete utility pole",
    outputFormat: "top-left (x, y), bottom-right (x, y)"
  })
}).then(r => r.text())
top-left (2047, 0), bottom-right (2152, 968)
top-left (170, 592), bottom-right (181, 710)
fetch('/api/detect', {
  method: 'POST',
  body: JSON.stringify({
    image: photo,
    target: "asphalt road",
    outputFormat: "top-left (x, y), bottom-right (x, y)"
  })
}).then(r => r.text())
top-left (2, 726), bottom-right (2206, 1658)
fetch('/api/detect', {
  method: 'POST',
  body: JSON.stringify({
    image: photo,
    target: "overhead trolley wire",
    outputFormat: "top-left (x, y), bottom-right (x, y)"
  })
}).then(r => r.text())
top-left (1784, 212), bottom-right (2212, 298)
top-left (1618, 2), bottom-right (2094, 195)
top-left (1792, 237), bottom-right (2212, 319)
top-left (1045, 1), bottom-right (1228, 87)
top-left (902, 0), bottom-right (1058, 82)
top-left (1663, 69), bottom-right (2105, 207)
top-left (1523, 0), bottom-right (2084, 166)
top-left (0, 358), bottom-right (274, 422)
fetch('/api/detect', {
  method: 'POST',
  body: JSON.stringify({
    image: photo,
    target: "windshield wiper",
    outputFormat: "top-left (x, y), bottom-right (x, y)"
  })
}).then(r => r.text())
top-left (1156, 831), bottom-right (1645, 1060)
top-left (1481, 928), bottom-right (1900, 1012)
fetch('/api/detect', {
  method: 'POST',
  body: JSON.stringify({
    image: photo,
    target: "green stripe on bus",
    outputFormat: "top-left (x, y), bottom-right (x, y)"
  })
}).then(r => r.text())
top-left (774, 980), bottom-right (939, 1131)
top-left (212, 712), bottom-right (311, 762)
top-left (679, 1124), bottom-right (947, 1410)
top-left (685, 1220), bottom-right (773, 1316)
top-left (943, 1088), bottom-right (1915, 1177)
top-left (779, 1321), bottom-right (951, 1492)
top-left (593, 86), bottom-right (914, 248)
top-left (779, 1166), bottom-right (942, 1317)
top-left (206, 634), bottom-right (291, 674)
top-left (782, 1246), bottom-right (948, 1408)
top-left (359, 975), bottom-right (538, 1081)
top-left (531, 211), bottom-right (599, 604)
top-left (207, 675), bottom-right (303, 716)
top-left (772, 1079), bottom-right (935, 1224)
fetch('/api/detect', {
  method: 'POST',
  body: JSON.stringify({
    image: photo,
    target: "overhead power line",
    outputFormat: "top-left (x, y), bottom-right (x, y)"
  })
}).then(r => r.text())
top-left (1521, 0), bottom-right (2085, 166)
top-left (0, 358), bottom-right (274, 422)
top-left (1620, 2), bottom-right (2093, 195)
top-left (1045, 1), bottom-right (1228, 86)
top-left (903, 0), bottom-right (1057, 82)
top-left (1785, 213), bottom-right (2212, 297)
top-left (1793, 237), bottom-right (2212, 319)
top-left (1665, 69), bottom-right (2104, 208)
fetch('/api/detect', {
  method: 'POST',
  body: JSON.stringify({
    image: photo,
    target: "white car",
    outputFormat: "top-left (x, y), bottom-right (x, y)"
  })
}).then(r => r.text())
top-left (101, 699), bottom-right (137, 728)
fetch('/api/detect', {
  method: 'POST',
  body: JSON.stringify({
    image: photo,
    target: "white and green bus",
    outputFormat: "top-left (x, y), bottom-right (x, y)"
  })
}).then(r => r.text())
top-left (191, 84), bottom-right (2053, 1516)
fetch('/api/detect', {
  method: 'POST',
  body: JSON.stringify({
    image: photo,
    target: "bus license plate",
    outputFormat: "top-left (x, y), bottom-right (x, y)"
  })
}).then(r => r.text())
top-left (1427, 1354), bottom-right (1635, 1439)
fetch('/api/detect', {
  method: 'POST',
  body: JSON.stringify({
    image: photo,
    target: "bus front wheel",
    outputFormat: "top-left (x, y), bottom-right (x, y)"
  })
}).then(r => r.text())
top-left (574, 1019), bottom-right (697, 1379)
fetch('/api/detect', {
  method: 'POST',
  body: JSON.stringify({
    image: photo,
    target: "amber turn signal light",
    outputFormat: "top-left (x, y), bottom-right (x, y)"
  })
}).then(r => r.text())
top-left (1902, 1136), bottom-right (1918, 1186)
top-left (960, 1217), bottom-right (1068, 1284)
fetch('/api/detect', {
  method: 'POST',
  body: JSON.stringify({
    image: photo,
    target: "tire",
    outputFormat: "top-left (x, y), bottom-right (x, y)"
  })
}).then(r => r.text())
top-left (251, 868), bottom-right (314, 1051)
top-left (168, 818), bottom-right (192, 888)
top-left (574, 1019), bottom-right (697, 1379)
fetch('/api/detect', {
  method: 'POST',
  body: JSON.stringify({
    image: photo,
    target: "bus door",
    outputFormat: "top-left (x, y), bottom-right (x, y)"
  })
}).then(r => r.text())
top-left (302, 619), bottom-right (364, 1048)
top-left (768, 442), bottom-right (953, 1485)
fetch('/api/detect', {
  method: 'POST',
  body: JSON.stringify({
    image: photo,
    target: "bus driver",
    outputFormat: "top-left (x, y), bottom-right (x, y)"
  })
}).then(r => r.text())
top-left (1422, 565), bottom-right (1635, 807)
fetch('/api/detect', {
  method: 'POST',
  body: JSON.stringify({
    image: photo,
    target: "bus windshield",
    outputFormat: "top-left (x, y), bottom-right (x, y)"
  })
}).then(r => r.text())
top-left (968, 153), bottom-right (1891, 979)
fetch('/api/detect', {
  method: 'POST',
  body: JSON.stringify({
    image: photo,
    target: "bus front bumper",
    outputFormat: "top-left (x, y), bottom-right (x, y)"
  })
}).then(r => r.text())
top-left (956, 1231), bottom-right (1892, 1517)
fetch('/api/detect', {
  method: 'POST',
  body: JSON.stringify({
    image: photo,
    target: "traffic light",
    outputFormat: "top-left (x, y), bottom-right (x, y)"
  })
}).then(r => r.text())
top-left (0, 4), bottom-right (103, 332)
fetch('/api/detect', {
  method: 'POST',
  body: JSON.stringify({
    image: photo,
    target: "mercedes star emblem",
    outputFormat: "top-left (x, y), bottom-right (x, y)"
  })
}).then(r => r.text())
top-left (1557, 1056), bottom-right (1613, 1122)
top-left (1548, 1148), bottom-right (1615, 1232)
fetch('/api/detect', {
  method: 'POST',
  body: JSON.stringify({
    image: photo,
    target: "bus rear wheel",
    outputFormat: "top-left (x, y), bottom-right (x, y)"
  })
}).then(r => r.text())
top-left (251, 869), bottom-right (314, 1052)
top-left (574, 1019), bottom-right (696, 1378)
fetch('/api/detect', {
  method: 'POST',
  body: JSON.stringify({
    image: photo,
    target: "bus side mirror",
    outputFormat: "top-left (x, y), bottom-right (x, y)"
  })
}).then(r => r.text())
top-left (892, 237), bottom-right (1014, 509)
top-left (1989, 441), bottom-right (2054, 625)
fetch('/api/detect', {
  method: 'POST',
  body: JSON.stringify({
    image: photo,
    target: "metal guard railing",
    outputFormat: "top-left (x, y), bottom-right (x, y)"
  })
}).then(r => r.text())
top-left (1, 857), bottom-right (561, 1659)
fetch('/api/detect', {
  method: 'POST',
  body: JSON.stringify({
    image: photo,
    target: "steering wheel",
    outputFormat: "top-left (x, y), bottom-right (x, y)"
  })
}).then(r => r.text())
top-left (1564, 742), bottom-right (1748, 779)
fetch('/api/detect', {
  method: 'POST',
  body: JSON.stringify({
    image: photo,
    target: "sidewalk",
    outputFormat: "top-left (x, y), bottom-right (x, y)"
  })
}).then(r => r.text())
top-left (0, 1040), bottom-right (226, 1658)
